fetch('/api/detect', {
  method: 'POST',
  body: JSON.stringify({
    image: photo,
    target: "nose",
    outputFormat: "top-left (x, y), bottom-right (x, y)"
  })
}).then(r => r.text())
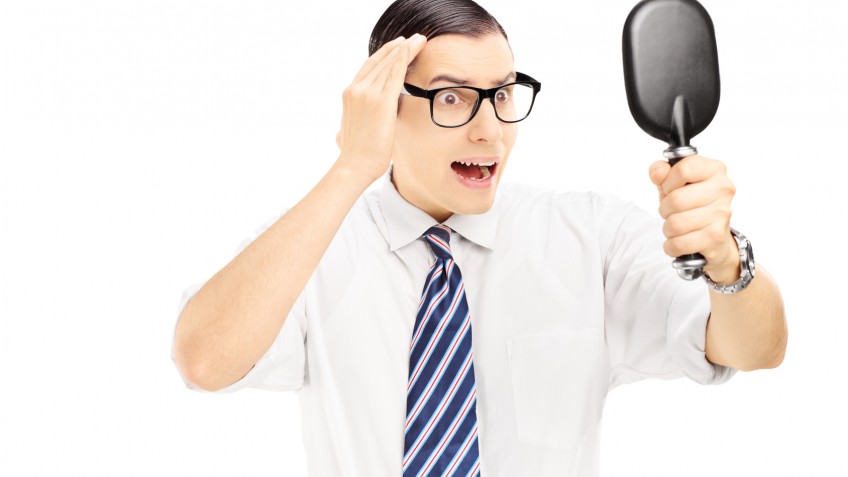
top-left (467, 99), bottom-right (503, 143)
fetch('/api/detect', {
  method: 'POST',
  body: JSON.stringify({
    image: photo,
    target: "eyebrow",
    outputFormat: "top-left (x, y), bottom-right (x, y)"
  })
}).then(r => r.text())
top-left (428, 71), bottom-right (517, 87)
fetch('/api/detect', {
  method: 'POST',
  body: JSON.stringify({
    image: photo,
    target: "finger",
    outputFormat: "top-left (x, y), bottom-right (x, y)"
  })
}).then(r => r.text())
top-left (660, 155), bottom-right (721, 195)
top-left (352, 36), bottom-right (406, 84)
top-left (649, 160), bottom-right (670, 199)
top-left (662, 202), bottom-right (725, 239)
top-left (360, 44), bottom-right (402, 90)
top-left (382, 34), bottom-right (427, 92)
top-left (663, 227), bottom-right (711, 258)
top-left (658, 178), bottom-right (724, 218)
top-left (663, 220), bottom-right (729, 259)
top-left (362, 34), bottom-right (425, 91)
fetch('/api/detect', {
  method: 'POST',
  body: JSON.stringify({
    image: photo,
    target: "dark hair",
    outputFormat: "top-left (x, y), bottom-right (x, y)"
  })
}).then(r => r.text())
top-left (368, 0), bottom-right (509, 73)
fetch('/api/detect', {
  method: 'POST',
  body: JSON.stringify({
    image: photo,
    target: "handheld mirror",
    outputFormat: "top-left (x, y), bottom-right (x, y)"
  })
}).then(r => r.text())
top-left (622, 0), bottom-right (721, 280)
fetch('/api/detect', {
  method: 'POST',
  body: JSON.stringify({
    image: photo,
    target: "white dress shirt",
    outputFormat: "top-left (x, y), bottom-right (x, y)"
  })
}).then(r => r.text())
top-left (172, 164), bottom-right (736, 476)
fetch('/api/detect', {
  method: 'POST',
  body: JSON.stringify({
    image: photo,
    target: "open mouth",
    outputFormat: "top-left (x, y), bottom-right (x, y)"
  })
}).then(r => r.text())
top-left (450, 161), bottom-right (497, 182)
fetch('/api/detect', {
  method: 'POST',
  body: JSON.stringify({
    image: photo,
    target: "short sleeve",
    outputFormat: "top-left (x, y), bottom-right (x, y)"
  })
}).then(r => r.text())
top-left (596, 193), bottom-right (737, 390)
top-left (171, 208), bottom-right (308, 393)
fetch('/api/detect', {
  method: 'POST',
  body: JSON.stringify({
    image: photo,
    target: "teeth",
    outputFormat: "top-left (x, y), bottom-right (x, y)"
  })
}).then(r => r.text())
top-left (464, 165), bottom-right (491, 181)
top-left (456, 160), bottom-right (496, 166)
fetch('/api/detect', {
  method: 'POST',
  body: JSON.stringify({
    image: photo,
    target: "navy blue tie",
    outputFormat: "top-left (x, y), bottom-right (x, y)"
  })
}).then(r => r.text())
top-left (403, 224), bottom-right (481, 476)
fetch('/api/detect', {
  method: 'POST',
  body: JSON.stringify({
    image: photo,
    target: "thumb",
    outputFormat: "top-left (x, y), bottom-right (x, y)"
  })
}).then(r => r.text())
top-left (648, 160), bottom-right (670, 195)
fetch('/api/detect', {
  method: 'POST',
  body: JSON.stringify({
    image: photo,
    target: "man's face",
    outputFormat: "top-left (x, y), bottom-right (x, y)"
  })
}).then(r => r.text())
top-left (393, 33), bottom-right (518, 223)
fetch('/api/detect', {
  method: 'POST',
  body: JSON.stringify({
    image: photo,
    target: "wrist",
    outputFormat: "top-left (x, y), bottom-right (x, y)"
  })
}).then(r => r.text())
top-left (704, 234), bottom-right (741, 285)
top-left (330, 158), bottom-right (383, 190)
top-left (702, 227), bottom-right (756, 294)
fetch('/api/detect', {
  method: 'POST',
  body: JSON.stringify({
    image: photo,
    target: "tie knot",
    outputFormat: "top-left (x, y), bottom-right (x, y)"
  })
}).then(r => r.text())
top-left (422, 224), bottom-right (453, 260)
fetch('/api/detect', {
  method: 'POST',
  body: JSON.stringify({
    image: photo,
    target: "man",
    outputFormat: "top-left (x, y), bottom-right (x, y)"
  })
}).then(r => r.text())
top-left (172, 1), bottom-right (787, 474)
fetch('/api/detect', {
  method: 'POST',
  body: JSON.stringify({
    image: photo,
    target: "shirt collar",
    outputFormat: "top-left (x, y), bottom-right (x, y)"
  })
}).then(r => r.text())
top-left (379, 164), bottom-right (500, 252)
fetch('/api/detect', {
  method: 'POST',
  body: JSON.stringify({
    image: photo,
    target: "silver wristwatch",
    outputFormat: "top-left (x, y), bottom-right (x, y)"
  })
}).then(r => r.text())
top-left (703, 227), bottom-right (756, 294)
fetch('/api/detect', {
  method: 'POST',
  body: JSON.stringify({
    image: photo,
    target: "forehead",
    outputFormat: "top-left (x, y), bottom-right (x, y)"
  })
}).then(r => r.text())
top-left (408, 33), bottom-right (515, 87)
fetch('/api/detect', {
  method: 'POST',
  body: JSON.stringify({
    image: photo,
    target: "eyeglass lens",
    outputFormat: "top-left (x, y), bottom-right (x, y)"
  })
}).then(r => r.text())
top-left (432, 83), bottom-right (535, 127)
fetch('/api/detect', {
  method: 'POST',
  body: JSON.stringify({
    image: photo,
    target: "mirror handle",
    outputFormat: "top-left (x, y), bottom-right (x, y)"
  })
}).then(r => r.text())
top-left (664, 146), bottom-right (708, 280)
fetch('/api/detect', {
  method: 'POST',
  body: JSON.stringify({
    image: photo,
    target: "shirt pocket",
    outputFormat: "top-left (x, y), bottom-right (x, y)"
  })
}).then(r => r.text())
top-left (505, 327), bottom-right (607, 452)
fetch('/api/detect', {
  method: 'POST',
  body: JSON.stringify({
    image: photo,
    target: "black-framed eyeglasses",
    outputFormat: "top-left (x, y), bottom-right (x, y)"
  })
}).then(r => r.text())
top-left (400, 72), bottom-right (542, 128)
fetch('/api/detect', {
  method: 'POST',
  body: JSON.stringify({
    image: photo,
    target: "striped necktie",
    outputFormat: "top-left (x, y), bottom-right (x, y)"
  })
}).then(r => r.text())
top-left (403, 224), bottom-right (481, 477)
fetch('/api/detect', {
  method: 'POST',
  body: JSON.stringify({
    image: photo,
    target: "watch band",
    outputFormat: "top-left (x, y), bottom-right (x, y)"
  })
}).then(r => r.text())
top-left (703, 227), bottom-right (756, 294)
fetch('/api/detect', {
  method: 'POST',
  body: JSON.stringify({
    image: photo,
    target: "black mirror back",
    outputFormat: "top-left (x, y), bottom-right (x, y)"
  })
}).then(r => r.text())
top-left (623, 0), bottom-right (720, 149)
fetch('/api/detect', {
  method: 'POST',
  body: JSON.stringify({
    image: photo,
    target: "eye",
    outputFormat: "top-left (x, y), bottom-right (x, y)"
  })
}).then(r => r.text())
top-left (435, 90), bottom-right (464, 106)
top-left (495, 87), bottom-right (512, 103)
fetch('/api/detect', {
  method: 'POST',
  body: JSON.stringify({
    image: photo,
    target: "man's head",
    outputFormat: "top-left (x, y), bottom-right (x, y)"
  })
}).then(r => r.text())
top-left (369, 0), bottom-right (518, 223)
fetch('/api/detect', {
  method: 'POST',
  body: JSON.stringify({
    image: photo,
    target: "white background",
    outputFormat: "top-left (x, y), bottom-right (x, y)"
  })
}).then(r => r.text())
top-left (1, 0), bottom-right (845, 475)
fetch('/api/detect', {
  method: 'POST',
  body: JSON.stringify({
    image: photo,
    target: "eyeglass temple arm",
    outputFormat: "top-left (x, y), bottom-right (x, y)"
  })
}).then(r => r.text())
top-left (401, 82), bottom-right (429, 97)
